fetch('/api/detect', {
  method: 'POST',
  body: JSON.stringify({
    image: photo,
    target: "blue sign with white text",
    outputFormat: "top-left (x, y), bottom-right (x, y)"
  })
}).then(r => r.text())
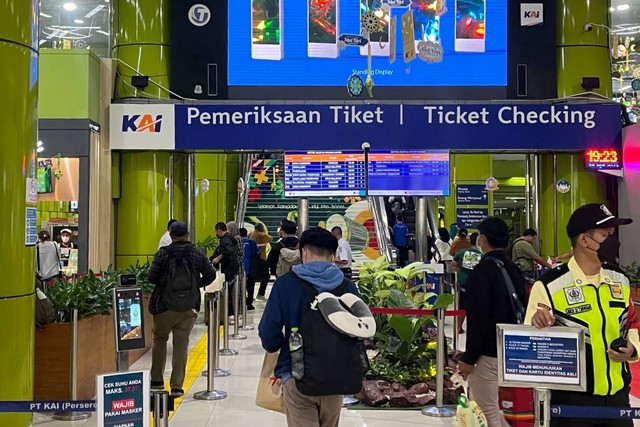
top-left (456, 208), bottom-right (488, 228)
top-left (456, 185), bottom-right (488, 205)
top-left (173, 103), bottom-right (622, 151)
top-left (504, 335), bottom-right (579, 380)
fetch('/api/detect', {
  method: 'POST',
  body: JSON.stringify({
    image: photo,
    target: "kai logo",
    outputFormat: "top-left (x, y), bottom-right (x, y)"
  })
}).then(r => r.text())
top-left (122, 114), bottom-right (163, 133)
top-left (523, 11), bottom-right (540, 18)
top-left (520, 4), bottom-right (543, 26)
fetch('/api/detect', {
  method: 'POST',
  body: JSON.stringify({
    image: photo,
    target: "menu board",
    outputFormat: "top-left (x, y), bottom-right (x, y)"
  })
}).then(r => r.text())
top-left (284, 151), bottom-right (366, 197)
top-left (284, 149), bottom-right (450, 197)
top-left (497, 324), bottom-right (586, 391)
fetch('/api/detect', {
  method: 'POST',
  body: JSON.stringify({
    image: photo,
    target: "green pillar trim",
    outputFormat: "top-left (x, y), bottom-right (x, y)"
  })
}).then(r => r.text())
top-left (0, 0), bottom-right (38, 425)
top-left (112, 0), bottom-right (171, 99)
top-left (557, 0), bottom-right (613, 98)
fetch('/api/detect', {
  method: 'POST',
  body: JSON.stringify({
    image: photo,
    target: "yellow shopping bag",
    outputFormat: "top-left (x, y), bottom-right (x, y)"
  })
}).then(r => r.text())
top-left (456, 394), bottom-right (488, 427)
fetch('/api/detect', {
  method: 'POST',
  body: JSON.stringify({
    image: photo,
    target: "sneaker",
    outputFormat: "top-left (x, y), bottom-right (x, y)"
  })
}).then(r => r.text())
top-left (151, 381), bottom-right (164, 390)
top-left (228, 315), bottom-right (235, 325)
top-left (170, 388), bottom-right (184, 398)
top-left (255, 295), bottom-right (266, 301)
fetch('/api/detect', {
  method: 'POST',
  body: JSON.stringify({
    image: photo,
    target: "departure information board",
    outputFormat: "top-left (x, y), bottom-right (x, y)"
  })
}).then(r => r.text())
top-left (284, 151), bottom-right (366, 197)
top-left (368, 150), bottom-right (450, 196)
top-left (284, 150), bottom-right (450, 197)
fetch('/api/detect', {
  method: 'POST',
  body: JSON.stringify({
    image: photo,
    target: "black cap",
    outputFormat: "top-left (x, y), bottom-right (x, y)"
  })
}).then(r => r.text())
top-left (169, 221), bottom-right (189, 237)
top-left (476, 217), bottom-right (509, 248)
top-left (566, 203), bottom-right (632, 238)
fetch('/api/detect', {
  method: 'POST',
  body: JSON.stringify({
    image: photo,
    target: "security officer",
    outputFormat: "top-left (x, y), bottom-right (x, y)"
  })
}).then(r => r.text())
top-left (526, 204), bottom-right (639, 427)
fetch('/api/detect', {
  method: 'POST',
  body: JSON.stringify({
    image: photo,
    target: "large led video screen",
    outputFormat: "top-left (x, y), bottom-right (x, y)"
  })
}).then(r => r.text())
top-left (228, 0), bottom-right (506, 87)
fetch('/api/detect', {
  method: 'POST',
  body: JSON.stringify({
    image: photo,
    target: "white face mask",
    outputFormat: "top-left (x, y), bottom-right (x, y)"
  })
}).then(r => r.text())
top-left (62, 236), bottom-right (70, 243)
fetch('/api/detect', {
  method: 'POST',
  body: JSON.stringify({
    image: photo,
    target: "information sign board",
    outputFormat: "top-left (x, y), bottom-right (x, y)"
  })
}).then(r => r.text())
top-left (456, 185), bottom-right (488, 205)
top-left (456, 208), bottom-right (489, 228)
top-left (497, 324), bottom-right (586, 391)
top-left (96, 370), bottom-right (149, 427)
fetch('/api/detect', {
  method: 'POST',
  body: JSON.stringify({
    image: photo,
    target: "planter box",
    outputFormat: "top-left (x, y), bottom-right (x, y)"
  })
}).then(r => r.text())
top-left (34, 296), bottom-right (153, 400)
top-left (35, 313), bottom-right (116, 400)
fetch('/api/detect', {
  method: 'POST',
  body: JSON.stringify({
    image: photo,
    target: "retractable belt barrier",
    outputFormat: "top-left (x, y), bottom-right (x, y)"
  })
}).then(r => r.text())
top-left (369, 307), bottom-right (466, 317)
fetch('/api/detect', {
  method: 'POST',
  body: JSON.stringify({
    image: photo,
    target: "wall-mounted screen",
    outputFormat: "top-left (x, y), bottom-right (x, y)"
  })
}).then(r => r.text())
top-left (284, 149), bottom-right (450, 197)
top-left (284, 151), bottom-right (366, 197)
top-left (229, 1), bottom-right (507, 86)
top-left (368, 150), bottom-right (450, 196)
top-left (584, 148), bottom-right (622, 170)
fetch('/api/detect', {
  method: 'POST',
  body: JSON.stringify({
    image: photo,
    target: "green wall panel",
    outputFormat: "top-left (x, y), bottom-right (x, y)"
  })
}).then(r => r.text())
top-left (116, 152), bottom-right (171, 268)
top-left (195, 154), bottom-right (228, 243)
top-left (39, 50), bottom-right (101, 122)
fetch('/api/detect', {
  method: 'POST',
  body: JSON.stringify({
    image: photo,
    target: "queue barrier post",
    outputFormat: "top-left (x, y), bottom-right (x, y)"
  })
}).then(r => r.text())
top-left (422, 276), bottom-right (455, 418)
top-left (230, 274), bottom-right (247, 341)
top-left (53, 308), bottom-right (92, 421)
top-left (535, 388), bottom-right (552, 427)
top-left (152, 390), bottom-right (170, 426)
top-left (219, 281), bottom-right (239, 356)
top-left (194, 292), bottom-right (228, 401)
top-left (240, 272), bottom-right (254, 331)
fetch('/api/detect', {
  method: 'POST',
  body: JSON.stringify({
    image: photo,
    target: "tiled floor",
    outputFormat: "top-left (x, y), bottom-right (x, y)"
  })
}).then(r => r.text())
top-left (31, 290), bottom-right (640, 426)
top-left (33, 293), bottom-right (460, 426)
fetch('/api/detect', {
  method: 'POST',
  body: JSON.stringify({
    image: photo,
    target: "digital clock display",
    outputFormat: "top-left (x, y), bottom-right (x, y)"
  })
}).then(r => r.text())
top-left (584, 149), bottom-right (622, 170)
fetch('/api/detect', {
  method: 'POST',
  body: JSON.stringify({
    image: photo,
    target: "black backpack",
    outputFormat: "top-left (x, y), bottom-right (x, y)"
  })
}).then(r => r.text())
top-left (162, 244), bottom-right (200, 312)
top-left (293, 273), bottom-right (369, 396)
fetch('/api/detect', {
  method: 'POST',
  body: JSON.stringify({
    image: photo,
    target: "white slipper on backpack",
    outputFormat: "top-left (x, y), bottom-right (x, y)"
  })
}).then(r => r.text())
top-left (314, 293), bottom-right (376, 339)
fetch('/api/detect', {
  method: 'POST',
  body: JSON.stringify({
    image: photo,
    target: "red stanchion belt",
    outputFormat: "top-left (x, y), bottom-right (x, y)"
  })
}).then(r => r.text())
top-left (369, 307), bottom-right (466, 316)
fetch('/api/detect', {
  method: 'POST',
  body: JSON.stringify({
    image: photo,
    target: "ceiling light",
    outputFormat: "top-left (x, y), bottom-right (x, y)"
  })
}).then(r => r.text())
top-left (610, 7), bottom-right (616, 12)
top-left (40, 12), bottom-right (52, 18)
top-left (617, 4), bottom-right (630, 11)
top-left (96, 30), bottom-right (110, 36)
top-left (85, 5), bottom-right (105, 18)
top-left (63, 2), bottom-right (77, 11)
top-left (37, 141), bottom-right (43, 147)
top-left (74, 19), bottom-right (84, 24)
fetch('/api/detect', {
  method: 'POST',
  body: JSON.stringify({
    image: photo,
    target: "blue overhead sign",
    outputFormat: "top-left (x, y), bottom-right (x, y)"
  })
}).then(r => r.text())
top-left (110, 103), bottom-right (623, 152)
top-left (456, 185), bottom-right (488, 205)
top-left (457, 208), bottom-right (488, 228)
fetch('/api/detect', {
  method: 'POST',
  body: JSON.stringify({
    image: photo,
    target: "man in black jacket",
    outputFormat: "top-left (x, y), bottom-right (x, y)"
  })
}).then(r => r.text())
top-left (457, 217), bottom-right (526, 427)
top-left (267, 219), bottom-right (299, 278)
top-left (211, 222), bottom-right (240, 315)
top-left (147, 221), bottom-right (215, 397)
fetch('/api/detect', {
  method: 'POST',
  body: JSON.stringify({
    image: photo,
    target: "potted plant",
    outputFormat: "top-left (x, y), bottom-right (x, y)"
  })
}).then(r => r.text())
top-left (623, 262), bottom-right (640, 300)
top-left (355, 257), bottom-right (460, 407)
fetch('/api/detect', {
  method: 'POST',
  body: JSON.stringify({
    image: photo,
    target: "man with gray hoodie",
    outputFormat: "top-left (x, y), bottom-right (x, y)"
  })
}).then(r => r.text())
top-left (259, 227), bottom-right (358, 427)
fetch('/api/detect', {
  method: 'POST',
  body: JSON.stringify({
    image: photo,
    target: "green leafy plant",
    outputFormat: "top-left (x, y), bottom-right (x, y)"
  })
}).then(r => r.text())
top-left (47, 271), bottom-right (118, 322)
top-left (624, 262), bottom-right (640, 288)
top-left (196, 235), bottom-right (219, 257)
top-left (358, 257), bottom-right (454, 384)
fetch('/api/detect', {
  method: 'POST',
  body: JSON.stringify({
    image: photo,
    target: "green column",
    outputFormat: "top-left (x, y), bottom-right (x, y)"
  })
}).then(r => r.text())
top-left (113, 0), bottom-right (177, 268)
top-left (116, 152), bottom-right (172, 268)
top-left (195, 154), bottom-right (228, 243)
top-left (0, 1), bottom-right (38, 425)
top-left (557, 0), bottom-right (612, 98)
top-left (542, 1), bottom-right (611, 256)
top-left (112, 0), bottom-right (170, 98)
top-left (539, 155), bottom-right (607, 258)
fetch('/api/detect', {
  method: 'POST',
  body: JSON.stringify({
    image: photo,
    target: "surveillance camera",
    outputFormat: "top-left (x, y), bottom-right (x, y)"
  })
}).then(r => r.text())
top-left (584, 23), bottom-right (593, 32)
top-left (361, 142), bottom-right (371, 150)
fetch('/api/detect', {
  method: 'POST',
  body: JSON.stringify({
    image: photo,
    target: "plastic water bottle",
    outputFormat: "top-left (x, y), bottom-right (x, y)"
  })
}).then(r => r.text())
top-left (289, 327), bottom-right (304, 380)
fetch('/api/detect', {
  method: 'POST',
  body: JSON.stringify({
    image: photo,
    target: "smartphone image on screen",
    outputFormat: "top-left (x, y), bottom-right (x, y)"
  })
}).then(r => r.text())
top-left (251, 0), bottom-right (283, 60)
top-left (454, 0), bottom-right (485, 52)
top-left (411, 0), bottom-right (440, 47)
top-left (360, 0), bottom-right (389, 57)
top-left (309, 0), bottom-right (339, 58)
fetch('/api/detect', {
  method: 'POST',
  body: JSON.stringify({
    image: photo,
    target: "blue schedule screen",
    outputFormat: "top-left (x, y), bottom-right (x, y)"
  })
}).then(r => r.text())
top-left (228, 0), bottom-right (507, 86)
top-left (368, 150), bottom-right (450, 195)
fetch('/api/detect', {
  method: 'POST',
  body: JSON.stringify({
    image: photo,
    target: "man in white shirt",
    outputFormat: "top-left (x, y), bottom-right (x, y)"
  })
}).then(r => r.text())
top-left (331, 226), bottom-right (352, 279)
top-left (158, 219), bottom-right (177, 250)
